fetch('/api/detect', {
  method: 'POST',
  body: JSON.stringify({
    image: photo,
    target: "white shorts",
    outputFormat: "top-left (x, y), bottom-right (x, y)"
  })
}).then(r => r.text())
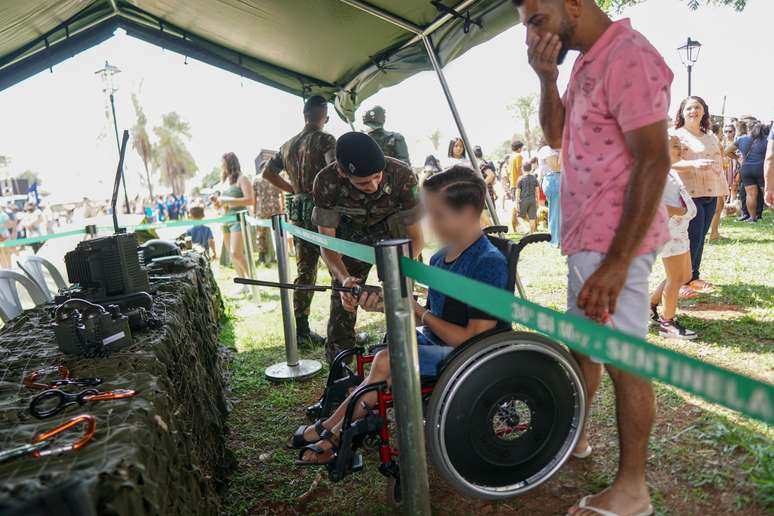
top-left (661, 215), bottom-right (691, 259)
top-left (567, 251), bottom-right (656, 363)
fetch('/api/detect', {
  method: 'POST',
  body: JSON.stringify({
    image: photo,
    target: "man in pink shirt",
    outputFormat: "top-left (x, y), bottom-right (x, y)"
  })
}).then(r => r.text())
top-left (514, 1), bottom-right (672, 515)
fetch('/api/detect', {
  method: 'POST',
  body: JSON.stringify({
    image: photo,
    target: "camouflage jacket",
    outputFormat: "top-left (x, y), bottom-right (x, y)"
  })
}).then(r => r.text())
top-left (263, 124), bottom-right (336, 194)
top-left (311, 157), bottom-right (421, 241)
top-left (253, 176), bottom-right (283, 218)
top-left (367, 128), bottom-right (410, 166)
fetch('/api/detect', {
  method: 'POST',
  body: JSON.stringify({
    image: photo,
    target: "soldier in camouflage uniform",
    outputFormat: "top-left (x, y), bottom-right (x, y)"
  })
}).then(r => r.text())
top-left (312, 132), bottom-right (424, 363)
top-left (262, 96), bottom-right (336, 346)
top-left (362, 106), bottom-right (411, 166)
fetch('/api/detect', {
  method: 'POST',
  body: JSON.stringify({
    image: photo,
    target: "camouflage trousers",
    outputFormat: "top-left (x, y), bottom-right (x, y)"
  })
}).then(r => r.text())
top-left (324, 221), bottom-right (391, 363)
top-left (325, 255), bottom-right (372, 363)
top-left (256, 226), bottom-right (276, 264)
top-left (293, 222), bottom-right (320, 335)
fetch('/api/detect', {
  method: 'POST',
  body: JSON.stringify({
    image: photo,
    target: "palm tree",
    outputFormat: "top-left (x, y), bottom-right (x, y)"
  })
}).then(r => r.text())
top-left (427, 129), bottom-right (442, 152)
top-left (152, 112), bottom-right (198, 196)
top-left (507, 95), bottom-right (538, 152)
top-left (131, 93), bottom-right (154, 199)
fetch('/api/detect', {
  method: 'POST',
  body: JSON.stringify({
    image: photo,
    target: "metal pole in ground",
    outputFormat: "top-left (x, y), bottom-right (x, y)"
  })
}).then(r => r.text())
top-left (375, 239), bottom-right (431, 516)
top-left (421, 34), bottom-right (501, 227)
top-left (238, 211), bottom-right (259, 302)
top-left (264, 214), bottom-right (322, 381)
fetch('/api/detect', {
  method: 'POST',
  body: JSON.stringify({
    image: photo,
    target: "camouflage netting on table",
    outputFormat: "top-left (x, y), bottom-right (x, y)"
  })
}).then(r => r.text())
top-left (0, 253), bottom-right (232, 515)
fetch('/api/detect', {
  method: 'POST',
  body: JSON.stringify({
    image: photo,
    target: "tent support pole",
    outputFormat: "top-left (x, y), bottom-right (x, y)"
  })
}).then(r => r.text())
top-left (421, 35), bottom-right (501, 226)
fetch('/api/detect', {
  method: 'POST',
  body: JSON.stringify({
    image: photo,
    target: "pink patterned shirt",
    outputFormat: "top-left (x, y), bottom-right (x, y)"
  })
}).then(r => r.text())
top-left (560, 19), bottom-right (672, 257)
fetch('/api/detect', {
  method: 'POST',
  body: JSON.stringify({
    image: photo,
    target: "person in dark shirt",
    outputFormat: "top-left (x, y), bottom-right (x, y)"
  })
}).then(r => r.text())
top-left (291, 165), bottom-right (508, 465)
top-left (185, 206), bottom-right (216, 259)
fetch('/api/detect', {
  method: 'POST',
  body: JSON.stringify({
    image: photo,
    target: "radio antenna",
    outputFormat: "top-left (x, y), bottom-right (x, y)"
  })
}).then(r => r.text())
top-left (112, 130), bottom-right (130, 234)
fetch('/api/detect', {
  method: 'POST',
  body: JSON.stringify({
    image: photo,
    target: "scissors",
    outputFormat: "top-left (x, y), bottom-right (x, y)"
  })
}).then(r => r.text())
top-left (30, 388), bottom-right (137, 419)
top-left (0, 415), bottom-right (96, 464)
top-left (23, 365), bottom-right (102, 391)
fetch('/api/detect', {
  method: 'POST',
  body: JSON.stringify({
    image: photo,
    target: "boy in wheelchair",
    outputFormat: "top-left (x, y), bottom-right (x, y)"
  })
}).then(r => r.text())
top-left (288, 165), bottom-right (509, 465)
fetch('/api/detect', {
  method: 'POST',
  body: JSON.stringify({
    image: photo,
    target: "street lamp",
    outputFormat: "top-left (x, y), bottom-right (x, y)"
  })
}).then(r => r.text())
top-left (95, 60), bottom-right (130, 214)
top-left (677, 37), bottom-right (702, 97)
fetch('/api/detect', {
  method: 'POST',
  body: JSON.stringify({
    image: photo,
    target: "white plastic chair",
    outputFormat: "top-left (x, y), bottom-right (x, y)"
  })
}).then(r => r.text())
top-left (0, 270), bottom-right (48, 322)
top-left (18, 256), bottom-right (68, 302)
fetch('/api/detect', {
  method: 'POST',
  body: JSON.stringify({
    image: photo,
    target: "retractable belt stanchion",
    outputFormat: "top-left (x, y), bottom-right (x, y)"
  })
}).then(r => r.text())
top-left (375, 239), bottom-right (431, 516)
top-left (238, 211), bottom-right (259, 301)
top-left (264, 213), bottom-right (322, 382)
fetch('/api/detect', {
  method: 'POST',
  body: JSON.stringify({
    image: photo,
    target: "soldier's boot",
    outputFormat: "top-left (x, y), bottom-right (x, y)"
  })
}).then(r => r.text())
top-left (297, 318), bottom-right (326, 349)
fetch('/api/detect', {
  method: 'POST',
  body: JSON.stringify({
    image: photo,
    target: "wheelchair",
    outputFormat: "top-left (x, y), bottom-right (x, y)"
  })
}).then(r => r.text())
top-left (304, 229), bottom-right (587, 501)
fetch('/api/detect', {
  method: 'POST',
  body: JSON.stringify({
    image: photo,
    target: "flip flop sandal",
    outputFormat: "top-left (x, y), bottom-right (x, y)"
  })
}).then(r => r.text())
top-left (571, 444), bottom-right (593, 459)
top-left (287, 419), bottom-right (325, 450)
top-left (295, 430), bottom-right (339, 466)
top-left (678, 286), bottom-right (700, 300)
top-left (689, 280), bottom-right (714, 293)
top-left (572, 495), bottom-right (654, 516)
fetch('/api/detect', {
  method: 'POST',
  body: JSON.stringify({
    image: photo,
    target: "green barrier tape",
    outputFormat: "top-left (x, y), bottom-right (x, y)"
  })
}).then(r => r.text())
top-left (0, 228), bottom-right (87, 248)
top-left (246, 215), bottom-right (273, 228)
top-left (280, 219), bottom-right (375, 264)
top-left (0, 214), bottom-right (240, 248)
top-left (400, 256), bottom-right (774, 426)
top-left (117, 214), bottom-right (239, 232)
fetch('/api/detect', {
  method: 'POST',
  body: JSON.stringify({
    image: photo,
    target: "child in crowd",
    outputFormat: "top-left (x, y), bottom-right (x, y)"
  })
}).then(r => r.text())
top-left (186, 205), bottom-right (217, 260)
top-left (515, 162), bottom-right (540, 234)
top-left (650, 134), bottom-right (697, 340)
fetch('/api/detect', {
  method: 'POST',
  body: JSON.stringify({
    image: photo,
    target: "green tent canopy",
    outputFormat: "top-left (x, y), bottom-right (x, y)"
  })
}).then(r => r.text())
top-left (0, 0), bottom-right (519, 120)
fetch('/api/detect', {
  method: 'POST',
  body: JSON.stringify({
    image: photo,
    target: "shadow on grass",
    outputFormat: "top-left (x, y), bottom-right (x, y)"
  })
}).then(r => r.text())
top-left (683, 283), bottom-right (774, 311)
top-left (708, 237), bottom-right (774, 246)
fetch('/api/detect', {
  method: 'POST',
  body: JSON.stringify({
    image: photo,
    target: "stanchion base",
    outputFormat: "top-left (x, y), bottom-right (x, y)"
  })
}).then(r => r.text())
top-left (265, 359), bottom-right (323, 382)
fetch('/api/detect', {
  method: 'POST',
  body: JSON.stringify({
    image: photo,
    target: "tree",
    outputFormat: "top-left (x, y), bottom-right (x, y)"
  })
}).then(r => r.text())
top-left (427, 129), bottom-right (442, 152)
top-left (0, 155), bottom-right (10, 169)
top-left (598, 0), bottom-right (746, 11)
top-left (201, 165), bottom-right (222, 189)
top-left (131, 93), bottom-right (155, 199)
top-left (507, 95), bottom-right (539, 152)
top-left (152, 112), bottom-right (198, 196)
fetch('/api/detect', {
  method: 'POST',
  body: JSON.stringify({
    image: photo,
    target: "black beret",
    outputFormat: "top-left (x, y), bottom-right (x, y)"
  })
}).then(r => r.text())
top-left (303, 95), bottom-right (327, 114)
top-left (336, 132), bottom-right (386, 177)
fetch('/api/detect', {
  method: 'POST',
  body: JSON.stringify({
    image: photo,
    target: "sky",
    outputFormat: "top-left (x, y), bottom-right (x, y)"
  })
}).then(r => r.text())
top-left (0, 0), bottom-right (771, 203)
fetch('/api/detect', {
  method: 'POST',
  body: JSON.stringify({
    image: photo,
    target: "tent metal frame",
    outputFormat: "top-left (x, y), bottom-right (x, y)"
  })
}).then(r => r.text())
top-left (340, 0), bottom-right (502, 228)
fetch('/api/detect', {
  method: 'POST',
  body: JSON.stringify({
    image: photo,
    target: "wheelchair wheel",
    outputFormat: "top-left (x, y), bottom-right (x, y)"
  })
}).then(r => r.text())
top-left (426, 331), bottom-right (586, 500)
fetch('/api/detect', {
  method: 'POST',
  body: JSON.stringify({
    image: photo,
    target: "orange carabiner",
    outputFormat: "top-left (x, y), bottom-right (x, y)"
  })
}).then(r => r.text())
top-left (32, 414), bottom-right (96, 457)
top-left (23, 365), bottom-right (71, 390)
top-left (82, 389), bottom-right (138, 402)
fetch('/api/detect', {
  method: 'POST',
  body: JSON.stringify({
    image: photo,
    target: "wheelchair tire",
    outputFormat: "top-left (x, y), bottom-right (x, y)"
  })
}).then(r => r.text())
top-left (426, 331), bottom-right (586, 500)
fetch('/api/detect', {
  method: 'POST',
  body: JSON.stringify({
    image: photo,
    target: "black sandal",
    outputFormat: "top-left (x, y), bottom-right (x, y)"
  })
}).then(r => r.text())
top-left (287, 419), bottom-right (325, 449)
top-left (295, 430), bottom-right (339, 466)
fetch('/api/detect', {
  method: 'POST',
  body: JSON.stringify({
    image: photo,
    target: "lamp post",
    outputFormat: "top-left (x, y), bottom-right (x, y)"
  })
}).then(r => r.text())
top-left (95, 60), bottom-right (131, 214)
top-left (677, 37), bottom-right (702, 97)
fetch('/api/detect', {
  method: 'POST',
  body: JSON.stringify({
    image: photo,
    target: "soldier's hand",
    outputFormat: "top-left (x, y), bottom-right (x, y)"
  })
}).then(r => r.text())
top-left (341, 276), bottom-right (361, 313)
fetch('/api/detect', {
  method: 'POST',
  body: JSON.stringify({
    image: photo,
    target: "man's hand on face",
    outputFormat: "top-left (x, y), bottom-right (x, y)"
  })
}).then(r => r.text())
top-left (576, 260), bottom-right (630, 323)
top-left (527, 31), bottom-right (562, 83)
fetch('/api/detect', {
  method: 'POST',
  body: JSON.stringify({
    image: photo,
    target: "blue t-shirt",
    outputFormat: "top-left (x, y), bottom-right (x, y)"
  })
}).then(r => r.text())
top-left (186, 225), bottom-right (213, 251)
top-left (421, 234), bottom-right (509, 346)
top-left (735, 135), bottom-right (768, 168)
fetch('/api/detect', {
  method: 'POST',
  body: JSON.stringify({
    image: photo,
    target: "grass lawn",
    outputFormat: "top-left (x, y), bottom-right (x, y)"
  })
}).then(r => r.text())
top-left (218, 212), bottom-right (774, 515)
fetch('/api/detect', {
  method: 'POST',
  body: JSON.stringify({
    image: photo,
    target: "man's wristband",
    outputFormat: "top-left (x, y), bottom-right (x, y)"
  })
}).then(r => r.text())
top-left (420, 310), bottom-right (429, 325)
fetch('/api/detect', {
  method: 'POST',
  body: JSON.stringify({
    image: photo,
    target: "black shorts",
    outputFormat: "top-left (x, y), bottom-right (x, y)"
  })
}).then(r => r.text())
top-left (740, 165), bottom-right (764, 188)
